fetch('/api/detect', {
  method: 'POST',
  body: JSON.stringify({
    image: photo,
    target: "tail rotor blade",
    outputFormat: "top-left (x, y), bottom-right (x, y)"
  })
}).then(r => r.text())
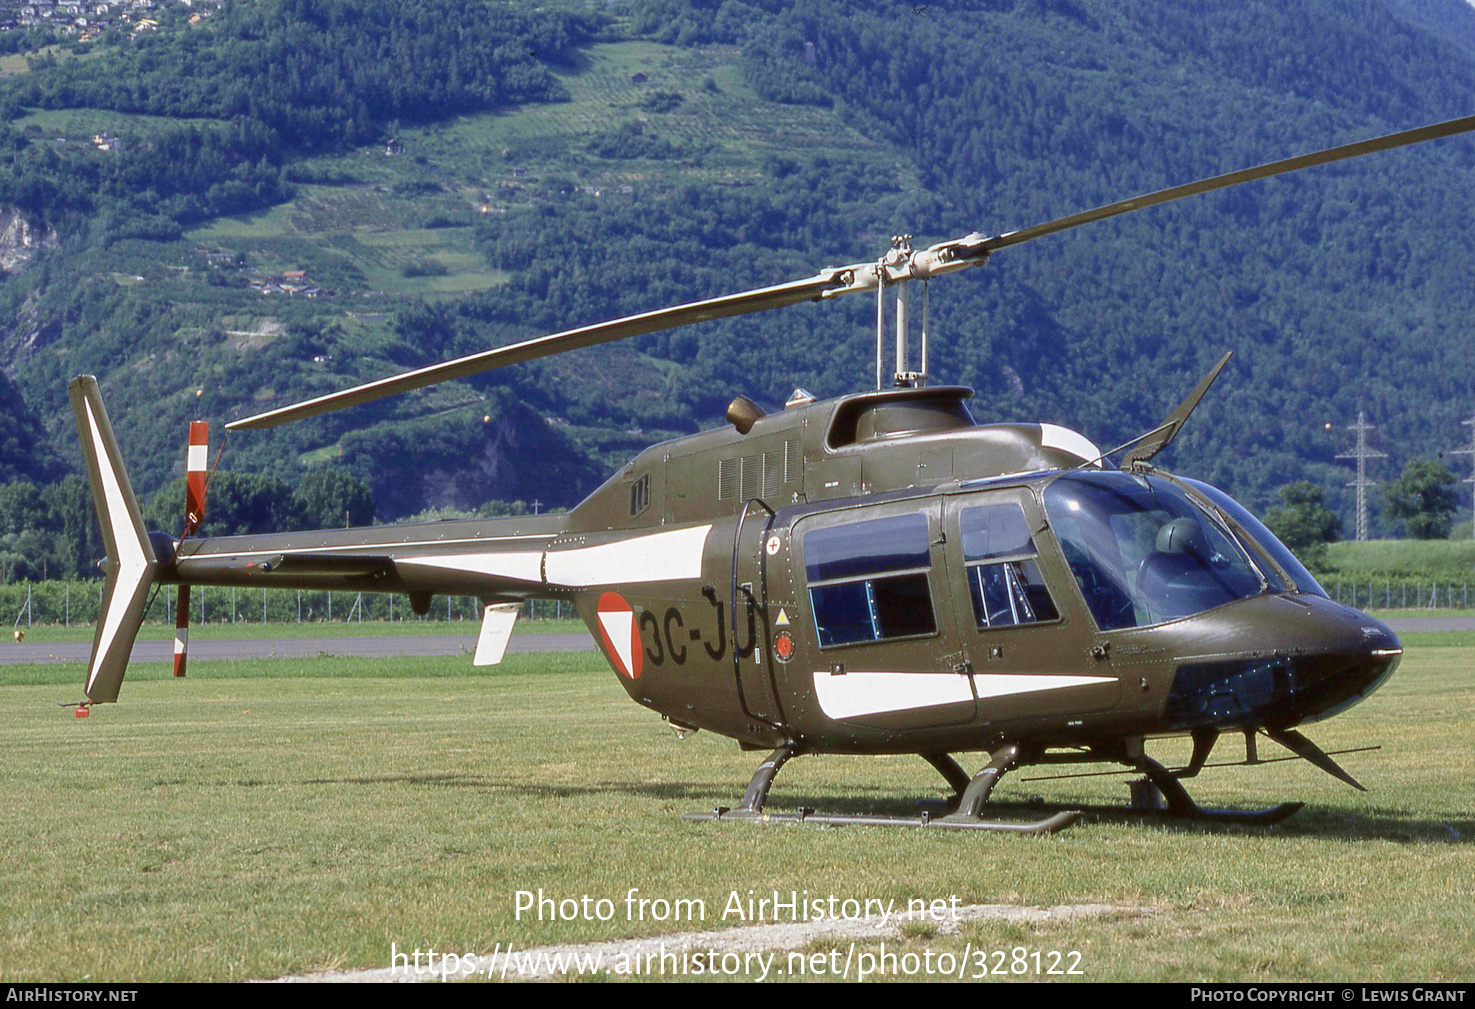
top-left (185, 420), bottom-right (208, 535)
top-left (174, 420), bottom-right (208, 679)
top-left (173, 585), bottom-right (190, 679)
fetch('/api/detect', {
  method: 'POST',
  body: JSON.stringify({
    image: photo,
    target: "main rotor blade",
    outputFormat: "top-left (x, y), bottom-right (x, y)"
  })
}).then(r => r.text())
top-left (227, 271), bottom-right (848, 430)
top-left (972, 113), bottom-right (1475, 256)
top-left (228, 113), bottom-right (1475, 431)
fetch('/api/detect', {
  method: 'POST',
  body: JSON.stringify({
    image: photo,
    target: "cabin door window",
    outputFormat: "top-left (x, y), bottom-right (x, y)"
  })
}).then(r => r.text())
top-left (803, 512), bottom-right (937, 648)
top-left (958, 503), bottom-right (1059, 629)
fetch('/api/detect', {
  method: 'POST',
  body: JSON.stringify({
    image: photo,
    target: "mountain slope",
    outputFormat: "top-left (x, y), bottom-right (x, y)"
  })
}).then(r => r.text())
top-left (3, 0), bottom-right (1475, 539)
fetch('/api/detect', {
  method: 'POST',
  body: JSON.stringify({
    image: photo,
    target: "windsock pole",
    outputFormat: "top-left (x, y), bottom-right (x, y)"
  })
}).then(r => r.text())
top-left (174, 420), bottom-right (208, 678)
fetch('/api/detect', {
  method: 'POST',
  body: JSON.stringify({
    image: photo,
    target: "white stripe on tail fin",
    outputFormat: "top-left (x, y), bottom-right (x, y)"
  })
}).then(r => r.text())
top-left (69, 376), bottom-right (159, 703)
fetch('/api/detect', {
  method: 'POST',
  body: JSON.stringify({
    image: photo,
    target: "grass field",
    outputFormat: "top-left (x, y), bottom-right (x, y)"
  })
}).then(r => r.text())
top-left (1324, 539), bottom-right (1475, 578)
top-left (1, 644), bottom-right (1472, 982)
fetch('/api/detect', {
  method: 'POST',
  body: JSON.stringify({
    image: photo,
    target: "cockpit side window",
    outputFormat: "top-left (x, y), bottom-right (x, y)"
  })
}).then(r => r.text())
top-left (1044, 473), bottom-right (1268, 630)
top-left (958, 503), bottom-right (1059, 629)
top-left (804, 512), bottom-right (937, 647)
top-left (1180, 478), bottom-right (1325, 598)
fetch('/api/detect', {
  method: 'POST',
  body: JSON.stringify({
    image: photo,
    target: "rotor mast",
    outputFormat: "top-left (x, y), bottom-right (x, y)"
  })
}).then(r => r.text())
top-left (861, 234), bottom-right (979, 390)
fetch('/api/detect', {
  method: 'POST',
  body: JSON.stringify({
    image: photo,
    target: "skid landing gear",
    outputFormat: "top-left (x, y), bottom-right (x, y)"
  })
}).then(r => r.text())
top-left (1128, 755), bottom-right (1304, 826)
top-left (685, 743), bottom-right (1080, 834)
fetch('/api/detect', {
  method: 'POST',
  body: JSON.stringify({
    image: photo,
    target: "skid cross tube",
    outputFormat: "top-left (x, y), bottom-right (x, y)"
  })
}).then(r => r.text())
top-left (943, 743), bottom-right (1030, 822)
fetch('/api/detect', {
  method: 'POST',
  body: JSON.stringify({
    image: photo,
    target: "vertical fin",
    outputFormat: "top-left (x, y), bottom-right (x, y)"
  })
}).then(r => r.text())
top-left (473, 603), bottom-right (521, 666)
top-left (69, 376), bottom-right (158, 703)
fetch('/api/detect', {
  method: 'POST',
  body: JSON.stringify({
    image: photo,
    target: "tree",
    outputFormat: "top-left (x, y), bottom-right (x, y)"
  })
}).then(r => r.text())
top-left (145, 471), bottom-right (302, 537)
top-left (1263, 481), bottom-right (1340, 570)
top-left (42, 476), bottom-right (102, 579)
top-left (294, 469), bottom-right (375, 529)
top-left (1380, 459), bottom-right (1460, 540)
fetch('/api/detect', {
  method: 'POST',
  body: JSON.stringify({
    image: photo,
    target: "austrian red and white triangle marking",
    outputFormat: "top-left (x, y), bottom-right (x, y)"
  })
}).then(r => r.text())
top-left (595, 591), bottom-right (642, 679)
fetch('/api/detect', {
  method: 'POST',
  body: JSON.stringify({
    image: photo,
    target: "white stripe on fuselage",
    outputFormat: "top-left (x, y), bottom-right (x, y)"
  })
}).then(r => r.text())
top-left (811, 670), bottom-right (1115, 720)
top-left (544, 525), bottom-right (710, 587)
top-left (393, 524), bottom-right (712, 588)
top-left (395, 551), bottom-right (544, 583)
top-left (1039, 423), bottom-right (1102, 467)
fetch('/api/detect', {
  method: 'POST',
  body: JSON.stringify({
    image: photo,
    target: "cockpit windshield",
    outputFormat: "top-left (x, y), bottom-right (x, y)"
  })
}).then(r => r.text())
top-left (1043, 472), bottom-right (1277, 631)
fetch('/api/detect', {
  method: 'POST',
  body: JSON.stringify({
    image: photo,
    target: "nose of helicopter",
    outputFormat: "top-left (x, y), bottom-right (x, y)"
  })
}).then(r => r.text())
top-left (1283, 595), bottom-right (1402, 724)
top-left (1161, 593), bottom-right (1402, 731)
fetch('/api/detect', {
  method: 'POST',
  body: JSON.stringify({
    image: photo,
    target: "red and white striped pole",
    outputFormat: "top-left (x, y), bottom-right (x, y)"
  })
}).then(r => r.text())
top-left (174, 421), bottom-right (208, 678)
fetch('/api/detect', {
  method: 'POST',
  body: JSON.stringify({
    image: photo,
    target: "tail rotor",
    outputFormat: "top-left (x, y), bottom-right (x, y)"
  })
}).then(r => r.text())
top-left (173, 420), bottom-right (208, 678)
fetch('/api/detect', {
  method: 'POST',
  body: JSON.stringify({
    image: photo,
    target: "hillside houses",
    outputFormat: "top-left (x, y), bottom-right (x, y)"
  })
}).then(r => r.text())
top-left (9, 0), bottom-right (219, 38)
top-left (247, 268), bottom-right (324, 299)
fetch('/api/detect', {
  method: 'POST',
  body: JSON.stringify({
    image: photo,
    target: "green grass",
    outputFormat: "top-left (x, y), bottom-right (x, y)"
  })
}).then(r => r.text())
top-left (1, 647), bottom-right (1471, 981)
top-left (1387, 631), bottom-right (1475, 648)
top-left (185, 183), bottom-right (506, 298)
top-left (0, 45), bottom-right (90, 79)
top-left (1323, 538), bottom-right (1475, 578)
top-left (188, 202), bottom-right (299, 242)
top-left (434, 40), bottom-right (921, 187)
top-left (0, 649), bottom-right (606, 688)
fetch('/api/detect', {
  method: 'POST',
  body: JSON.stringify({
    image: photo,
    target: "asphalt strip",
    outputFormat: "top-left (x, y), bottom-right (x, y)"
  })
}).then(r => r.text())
top-left (263, 902), bottom-right (1130, 982)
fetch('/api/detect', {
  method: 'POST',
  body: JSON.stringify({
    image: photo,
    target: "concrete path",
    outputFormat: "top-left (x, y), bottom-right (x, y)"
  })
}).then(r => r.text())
top-left (1380, 616), bottom-right (1475, 633)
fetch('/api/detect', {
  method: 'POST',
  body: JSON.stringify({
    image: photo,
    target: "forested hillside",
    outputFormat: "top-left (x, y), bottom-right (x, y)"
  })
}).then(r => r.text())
top-left (2, 0), bottom-right (1475, 577)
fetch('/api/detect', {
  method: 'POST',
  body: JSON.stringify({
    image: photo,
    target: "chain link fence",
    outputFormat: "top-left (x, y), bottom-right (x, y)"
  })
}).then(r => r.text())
top-left (0, 581), bottom-right (575, 628)
top-left (1322, 580), bottom-right (1471, 611)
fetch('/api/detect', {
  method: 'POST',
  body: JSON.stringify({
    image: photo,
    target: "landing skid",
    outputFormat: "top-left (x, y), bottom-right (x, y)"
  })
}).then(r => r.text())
top-left (684, 743), bottom-right (1082, 834)
top-left (686, 744), bottom-right (1304, 834)
top-left (684, 806), bottom-right (1080, 834)
top-left (1131, 755), bottom-right (1304, 826)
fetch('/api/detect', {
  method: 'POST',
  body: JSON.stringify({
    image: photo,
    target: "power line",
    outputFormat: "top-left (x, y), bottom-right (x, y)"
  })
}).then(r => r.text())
top-left (1336, 411), bottom-right (1386, 542)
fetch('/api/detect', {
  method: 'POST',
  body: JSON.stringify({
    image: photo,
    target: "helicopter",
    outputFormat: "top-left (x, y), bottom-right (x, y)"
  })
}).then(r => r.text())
top-left (67, 113), bottom-right (1475, 833)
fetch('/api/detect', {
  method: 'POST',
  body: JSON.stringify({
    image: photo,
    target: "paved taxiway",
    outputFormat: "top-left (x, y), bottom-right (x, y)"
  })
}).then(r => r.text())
top-left (0, 632), bottom-right (596, 664)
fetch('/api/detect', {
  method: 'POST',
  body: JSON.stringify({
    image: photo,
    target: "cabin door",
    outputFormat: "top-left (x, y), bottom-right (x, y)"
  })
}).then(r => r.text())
top-left (732, 499), bottom-right (785, 725)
